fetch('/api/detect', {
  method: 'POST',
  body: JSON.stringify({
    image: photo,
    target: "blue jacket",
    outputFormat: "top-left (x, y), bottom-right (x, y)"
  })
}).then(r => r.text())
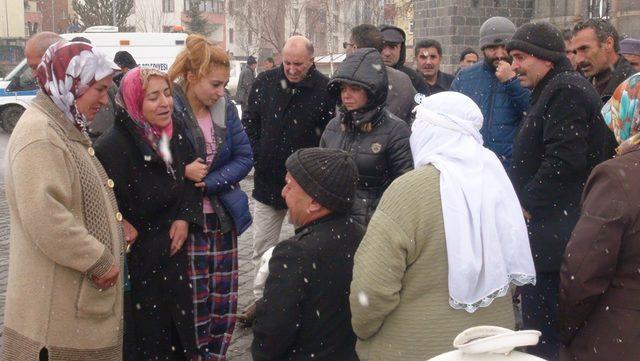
top-left (173, 86), bottom-right (254, 234)
top-left (451, 61), bottom-right (530, 167)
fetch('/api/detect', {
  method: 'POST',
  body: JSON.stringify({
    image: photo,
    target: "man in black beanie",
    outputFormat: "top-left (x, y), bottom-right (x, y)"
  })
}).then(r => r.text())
top-left (252, 148), bottom-right (364, 361)
top-left (113, 51), bottom-right (138, 87)
top-left (506, 22), bottom-right (617, 360)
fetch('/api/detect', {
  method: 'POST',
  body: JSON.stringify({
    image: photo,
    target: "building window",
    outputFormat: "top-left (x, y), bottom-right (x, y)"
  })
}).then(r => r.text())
top-left (185, 0), bottom-right (224, 13)
top-left (163, 0), bottom-right (175, 12)
top-left (229, 28), bottom-right (234, 43)
top-left (588, 0), bottom-right (610, 18)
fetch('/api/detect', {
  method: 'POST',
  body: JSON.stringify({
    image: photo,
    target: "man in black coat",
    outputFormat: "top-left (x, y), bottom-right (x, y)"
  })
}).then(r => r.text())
top-left (241, 35), bottom-right (335, 319)
top-left (572, 18), bottom-right (634, 103)
top-left (379, 25), bottom-right (428, 94)
top-left (252, 148), bottom-right (363, 361)
top-left (507, 22), bottom-right (617, 360)
top-left (414, 39), bottom-right (454, 96)
top-left (235, 55), bottom-right (257, 111)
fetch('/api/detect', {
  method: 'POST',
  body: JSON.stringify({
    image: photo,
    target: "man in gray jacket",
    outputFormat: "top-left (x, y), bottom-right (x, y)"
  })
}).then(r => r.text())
top-left (236, 56), bottom-right (257, 111)
top-left (344, 24), bottom-right (416, 123)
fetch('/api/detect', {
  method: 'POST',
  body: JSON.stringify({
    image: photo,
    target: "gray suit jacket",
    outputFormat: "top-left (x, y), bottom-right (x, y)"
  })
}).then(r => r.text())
top-left (385, 66), bottom-right (416, 123)
top-left (236, 66), bottom-right (255, 105)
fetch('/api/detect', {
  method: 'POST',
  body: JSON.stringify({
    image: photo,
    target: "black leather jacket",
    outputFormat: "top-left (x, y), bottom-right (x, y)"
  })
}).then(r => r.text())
top-left (321, 48), bottom-right (413, 225)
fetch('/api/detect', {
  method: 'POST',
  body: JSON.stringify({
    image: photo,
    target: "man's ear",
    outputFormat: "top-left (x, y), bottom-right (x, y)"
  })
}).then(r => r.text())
top-left (308, 199), bottom-right (324, 213)
top-left (604, 36), bottom-right (615, 52)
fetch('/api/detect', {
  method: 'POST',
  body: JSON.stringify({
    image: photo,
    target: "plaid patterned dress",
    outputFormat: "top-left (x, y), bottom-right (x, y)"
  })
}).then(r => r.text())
top-left (188, 214), bottom-right (239, 361)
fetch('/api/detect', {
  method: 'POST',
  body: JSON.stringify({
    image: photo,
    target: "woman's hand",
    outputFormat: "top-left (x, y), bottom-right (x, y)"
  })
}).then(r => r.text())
top-left (92, 264), bottom-right (120, 289)
top-left (169, 220), bottom-right (189, 256)
top-left (123, 219), bottom-right (138, 246)
top-left (185, 158), bottom-right (208, 182)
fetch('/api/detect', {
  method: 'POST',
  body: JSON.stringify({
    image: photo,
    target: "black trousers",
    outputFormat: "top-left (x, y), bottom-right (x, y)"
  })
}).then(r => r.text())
top-left (521, 272), bottom-right (561, 360)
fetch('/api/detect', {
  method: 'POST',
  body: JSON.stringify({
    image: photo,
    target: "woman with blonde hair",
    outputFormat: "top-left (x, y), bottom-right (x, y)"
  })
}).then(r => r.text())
top-left (168, 34), bottom-right (253, 360)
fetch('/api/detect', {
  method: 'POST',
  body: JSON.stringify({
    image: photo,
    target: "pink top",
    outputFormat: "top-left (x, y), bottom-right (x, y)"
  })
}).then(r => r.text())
top-left (197, 112), bottom-right (217, 214)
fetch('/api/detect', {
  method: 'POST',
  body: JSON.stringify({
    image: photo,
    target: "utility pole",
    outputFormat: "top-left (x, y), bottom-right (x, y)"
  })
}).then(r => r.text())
top-left (112, 0), bottom-right (117, 27)
top-left (51, 0), bottom-right (55, 32)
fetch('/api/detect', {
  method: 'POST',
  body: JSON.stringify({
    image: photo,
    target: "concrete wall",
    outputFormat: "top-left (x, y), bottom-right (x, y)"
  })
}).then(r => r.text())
top-left (0, 0), bottom-right (26, 37)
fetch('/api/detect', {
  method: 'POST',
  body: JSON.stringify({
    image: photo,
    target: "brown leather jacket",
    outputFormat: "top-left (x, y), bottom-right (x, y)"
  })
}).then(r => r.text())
top-left (559, 144), bottom-right (640, 360)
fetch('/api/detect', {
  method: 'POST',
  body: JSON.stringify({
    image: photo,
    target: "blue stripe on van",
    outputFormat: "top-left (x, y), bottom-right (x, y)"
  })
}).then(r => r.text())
top-left (0, 88), bottom-right (38, 97)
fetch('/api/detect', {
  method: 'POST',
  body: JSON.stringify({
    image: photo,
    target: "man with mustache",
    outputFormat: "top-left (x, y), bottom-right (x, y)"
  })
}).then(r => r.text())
top-left (572, 18), bottom-right (633, 103)
top-left (379, 25), bottom-right (428, 94)
top-left (414, 39), bottom-right (454, 96)
top-left (450, 16), bottom-right (530, 168)
top-left (507, 22), bottom-right (617, 360)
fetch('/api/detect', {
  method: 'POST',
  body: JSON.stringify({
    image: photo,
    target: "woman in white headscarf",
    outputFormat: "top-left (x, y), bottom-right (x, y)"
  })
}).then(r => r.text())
top-left (1, 41), bottom-right (124, 361)
top-left (350, 91), bottom-right (536, 361)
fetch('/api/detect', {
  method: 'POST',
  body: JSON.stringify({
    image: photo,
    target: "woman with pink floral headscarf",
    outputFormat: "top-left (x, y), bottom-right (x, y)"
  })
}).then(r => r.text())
top-left (94, 66), bottom-right (202, 360)
top-left (1, 41), bottom-right (124, 361)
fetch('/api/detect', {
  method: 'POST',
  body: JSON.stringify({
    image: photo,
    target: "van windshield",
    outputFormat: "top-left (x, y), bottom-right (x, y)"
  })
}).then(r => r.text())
top-left (4, 59), bottom-right (27, 81)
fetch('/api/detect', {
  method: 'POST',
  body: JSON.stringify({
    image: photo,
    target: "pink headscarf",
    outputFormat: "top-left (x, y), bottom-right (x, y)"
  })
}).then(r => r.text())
top-left (118, 67), bottom-right (175, 177)
top-left (37, 41), bottom-right (118, 133)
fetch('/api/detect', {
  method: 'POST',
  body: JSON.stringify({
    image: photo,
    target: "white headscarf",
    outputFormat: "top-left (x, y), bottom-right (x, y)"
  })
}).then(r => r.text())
top-left (411, 91), bottom-right (536, 313)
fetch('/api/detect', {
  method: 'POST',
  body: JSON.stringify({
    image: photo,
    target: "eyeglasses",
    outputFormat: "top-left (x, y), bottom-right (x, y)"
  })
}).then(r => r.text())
top-left (343, 42), bottom-right (354, 50)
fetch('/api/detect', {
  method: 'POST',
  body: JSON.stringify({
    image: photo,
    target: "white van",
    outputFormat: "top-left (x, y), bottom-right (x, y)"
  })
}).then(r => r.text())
top-left (227, 60), bottom-right (246, 98)
top-left (0, 27), bottom-right (188, 133)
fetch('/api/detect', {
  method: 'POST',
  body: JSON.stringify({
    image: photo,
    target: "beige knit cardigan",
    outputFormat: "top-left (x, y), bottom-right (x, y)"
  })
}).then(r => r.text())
top-left (350, 165), bottom-right (515, 361)
top-left (1, 93), bottom-right (125, 361)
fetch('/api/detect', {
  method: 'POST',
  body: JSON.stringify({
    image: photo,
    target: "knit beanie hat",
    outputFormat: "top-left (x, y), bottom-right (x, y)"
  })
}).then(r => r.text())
top-left (285, 148), bottom-right (358, 213)
top-left (506, 22), bottom-right (566, 63)
top-left (620, 38), bottom-right (640, 56)
top-left (479, 17), bottom-right (516, 50)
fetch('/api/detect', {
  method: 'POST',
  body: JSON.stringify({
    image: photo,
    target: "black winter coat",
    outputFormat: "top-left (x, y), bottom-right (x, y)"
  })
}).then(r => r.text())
top-left (95, 115), bottom-right (202, 359)
top-left (321, 48), bottom-right (413, 226)
top-left (509, 59), bottom-right (617, 272)
top-left (242, 65), bottom-right (334, 209)
top-left (591, 56), bottom-right (634, 103)
top-left (252, 213), bottom-right (365, 361)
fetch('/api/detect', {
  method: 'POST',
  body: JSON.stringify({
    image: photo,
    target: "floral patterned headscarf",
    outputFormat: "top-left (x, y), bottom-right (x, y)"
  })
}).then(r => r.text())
top-left (118, 67), bottom-right (176, 178)
top-left (36, 41), bottom-right (119, 134)
top-left (603, 72), bottom-right (640, 145)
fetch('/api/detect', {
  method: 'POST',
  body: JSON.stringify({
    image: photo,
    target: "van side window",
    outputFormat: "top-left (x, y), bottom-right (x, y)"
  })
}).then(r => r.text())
top-left (8, 66), bottom-right (38, 92)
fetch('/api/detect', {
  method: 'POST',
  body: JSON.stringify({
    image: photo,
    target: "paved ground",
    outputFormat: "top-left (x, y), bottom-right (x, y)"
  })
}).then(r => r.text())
top-left (0, 131), bottom-right (294, 360)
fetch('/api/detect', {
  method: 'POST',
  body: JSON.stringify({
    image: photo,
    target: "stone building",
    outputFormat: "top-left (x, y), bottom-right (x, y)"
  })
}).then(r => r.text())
top-left (413, 0), bottom-right (640, 73)
top-left (413, 0), bottom-right (533, 73)
top-left (533, 0), bottom-right (639, 38)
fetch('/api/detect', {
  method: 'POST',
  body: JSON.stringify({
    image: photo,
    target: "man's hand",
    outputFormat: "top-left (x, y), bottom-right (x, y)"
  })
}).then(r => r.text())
top-left (185, 158), bottom-right (207, 182)
top-left (169, 220), bottom-right (189, 256)
top-left (122, 219), bottom-right (138, 246)
top-left (496, 60), bottom-right (517, 83)
top-left (92, 264), bottom-right (119, 289)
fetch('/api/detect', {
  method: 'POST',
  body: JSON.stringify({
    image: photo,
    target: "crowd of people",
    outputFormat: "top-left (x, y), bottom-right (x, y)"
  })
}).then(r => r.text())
top-left (1, 15), bottom-right (639, 361)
